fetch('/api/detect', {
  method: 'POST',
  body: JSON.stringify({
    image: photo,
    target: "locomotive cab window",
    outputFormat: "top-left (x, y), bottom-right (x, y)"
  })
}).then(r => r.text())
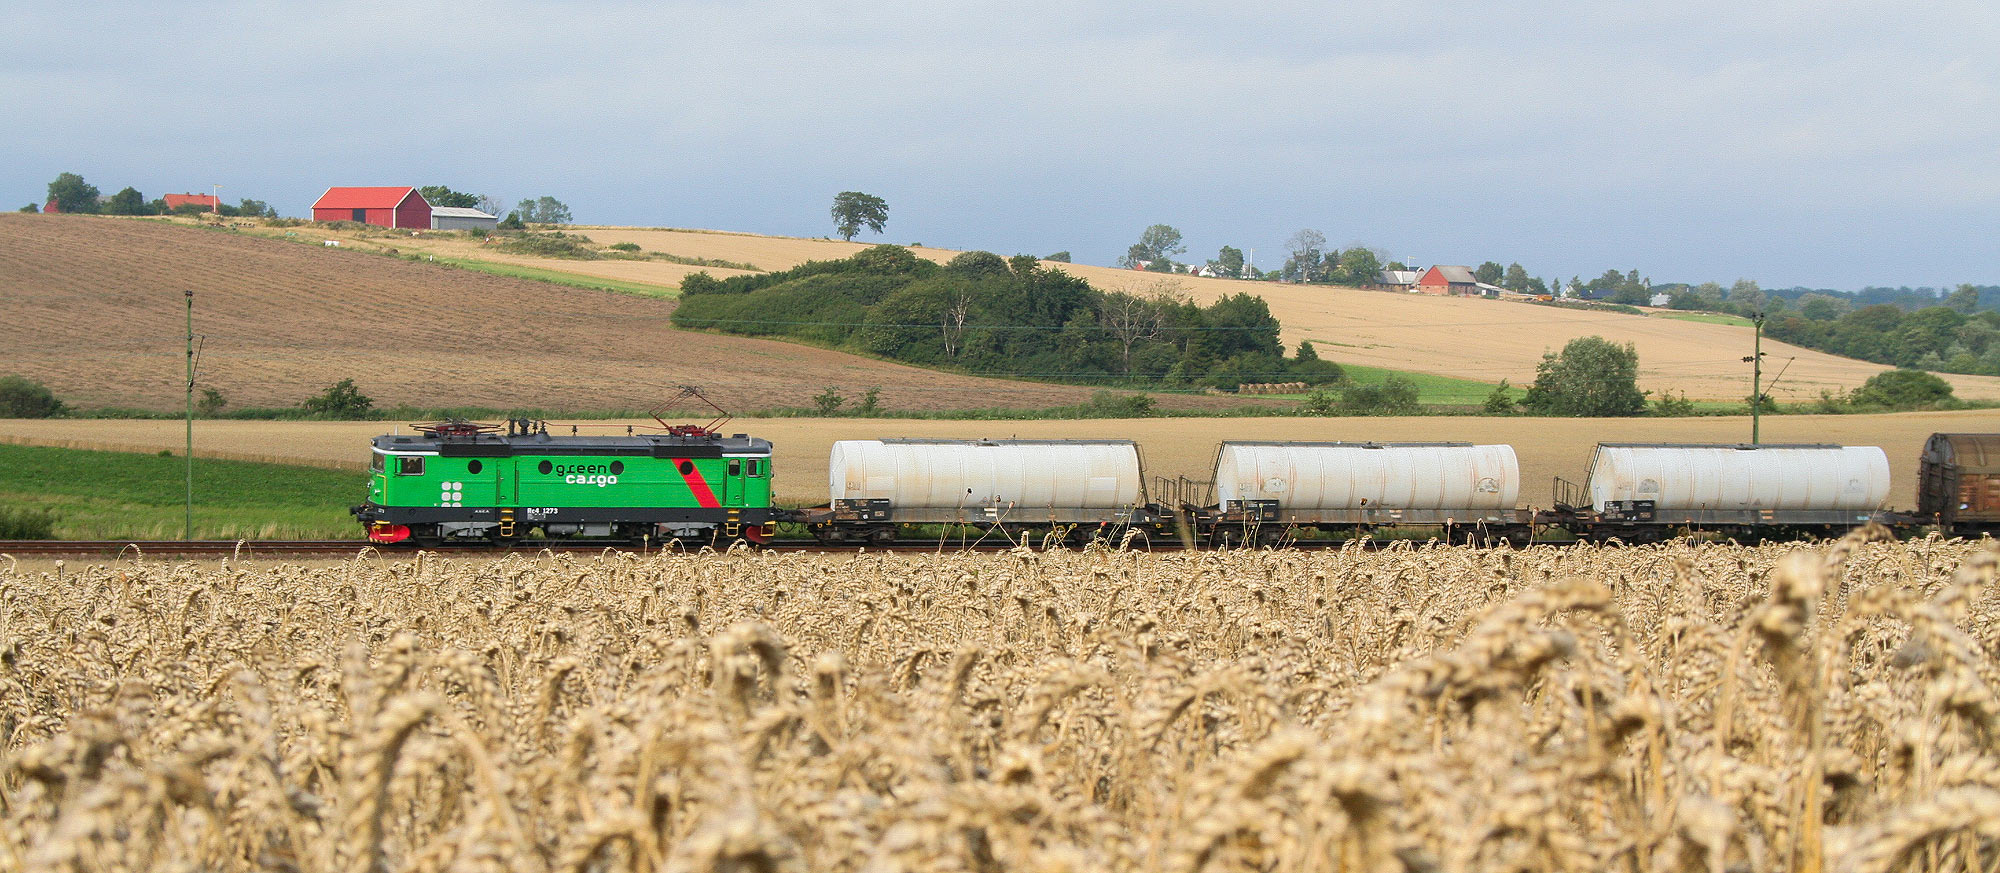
top-left (728, 459), bottom-right (741, 476)
top-left (370, 454), bottom-right (384, 473)
top-left (396, 456), bottom-right (425, 476)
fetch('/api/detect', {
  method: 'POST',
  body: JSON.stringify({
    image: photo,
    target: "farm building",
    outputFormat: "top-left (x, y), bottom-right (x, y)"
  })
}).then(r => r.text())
top-left (430, 207), bottom-right (498, 231)
top-left (311, 186), bottom-right (431, 229)
top-left (1370, 269), bottom-right (1419, 291)
top-left (1415, 265), bottom-right (1478, 296)
top-left (163, 193), bottom-right (219, 212)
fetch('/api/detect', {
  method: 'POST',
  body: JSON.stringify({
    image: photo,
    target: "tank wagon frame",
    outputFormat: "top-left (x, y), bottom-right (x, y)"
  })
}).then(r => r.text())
top-left (352, 419), bottom-right (774, 546)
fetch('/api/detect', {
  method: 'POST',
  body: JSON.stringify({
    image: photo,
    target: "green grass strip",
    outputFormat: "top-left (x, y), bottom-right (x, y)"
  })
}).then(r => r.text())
top-left (0, 443), bottom-right (365, 540)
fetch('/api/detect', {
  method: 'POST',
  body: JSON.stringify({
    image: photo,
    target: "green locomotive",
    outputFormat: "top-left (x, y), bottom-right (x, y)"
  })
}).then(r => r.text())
top-left (353, 419), bottom-right (773, 545)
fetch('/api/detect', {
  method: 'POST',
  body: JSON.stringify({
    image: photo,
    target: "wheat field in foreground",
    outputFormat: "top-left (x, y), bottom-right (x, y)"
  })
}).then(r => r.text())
top-left (3, 533), bottom-right (1999, 872)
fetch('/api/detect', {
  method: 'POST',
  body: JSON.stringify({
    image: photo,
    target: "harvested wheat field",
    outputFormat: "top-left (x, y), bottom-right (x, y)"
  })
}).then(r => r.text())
top-left (5, 408), bottom-right (1993, 508)
top-left (0, 215), bottom-right (1241, 414)
top-left (3, 532), bottom-right (1998, 871)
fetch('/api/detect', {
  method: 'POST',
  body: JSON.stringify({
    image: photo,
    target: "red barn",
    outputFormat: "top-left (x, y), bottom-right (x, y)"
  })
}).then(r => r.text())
top-left (1415, 265), bottom-right (1477, 296)
top-left (311, 186), bottom-right (431, 229)
top-left (163, 193), bottom-right (219, 212)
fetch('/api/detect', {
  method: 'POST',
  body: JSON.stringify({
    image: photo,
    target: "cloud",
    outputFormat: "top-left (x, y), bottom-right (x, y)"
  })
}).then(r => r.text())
top-left (1, 0), bottom-right (1993, 286)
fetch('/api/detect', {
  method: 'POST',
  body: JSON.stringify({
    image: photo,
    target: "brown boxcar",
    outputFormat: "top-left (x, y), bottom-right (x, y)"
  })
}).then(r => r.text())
top-left (1918, 433), bottom-right (2000, 532)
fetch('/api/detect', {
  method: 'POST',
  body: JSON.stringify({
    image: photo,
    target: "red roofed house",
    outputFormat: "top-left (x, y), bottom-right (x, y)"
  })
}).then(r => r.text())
top-left (163, 193), bottom-right (219, 212)
top-left (311, 186), bottom-right (431, 229)
top-left (1415, 265), bottom-right (1478, 296)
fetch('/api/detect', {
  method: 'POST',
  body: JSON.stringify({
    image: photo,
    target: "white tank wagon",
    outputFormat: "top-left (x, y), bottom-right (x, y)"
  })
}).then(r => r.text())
top-left (1577, 443), bottom-right (1891, 527)
top-left (821, 439), bottom-right (1146, 532)
top-left (1205, 442), bottom-right (1529, 541)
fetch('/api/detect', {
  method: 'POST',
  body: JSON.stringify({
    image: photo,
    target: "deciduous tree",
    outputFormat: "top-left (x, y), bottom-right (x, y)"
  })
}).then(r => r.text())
top-left (46, 172), bottom-right (98, 213)
top-left (1214, 246), bottom-right (1244, 278)
top-left (102, 187), bottom-right (148, 215)
top-left (1284, 229), bottom-right (1325, 282)
top-left (1337, 248), bottom-right (1382, 285)
top-left (830, 191), bottom-right (888, 241)
top-left (419, 186), bottom-right (480, 208)
top-left (515, 196), bottom-right (572, 225)
top-left (1521, 336), bottom-right (1647, 416)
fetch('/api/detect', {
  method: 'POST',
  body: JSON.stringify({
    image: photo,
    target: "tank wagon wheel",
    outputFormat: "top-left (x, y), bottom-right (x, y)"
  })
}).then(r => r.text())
top-left (867, 527), bottom-right (896, 545)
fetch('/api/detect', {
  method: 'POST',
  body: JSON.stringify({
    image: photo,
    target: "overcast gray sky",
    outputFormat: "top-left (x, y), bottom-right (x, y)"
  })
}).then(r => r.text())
top-left (4, 1), bottom-right (1994, 289)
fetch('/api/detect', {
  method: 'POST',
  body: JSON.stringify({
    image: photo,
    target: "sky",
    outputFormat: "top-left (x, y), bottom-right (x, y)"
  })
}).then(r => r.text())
top-left (3, 1), bottom-right (1995, 290)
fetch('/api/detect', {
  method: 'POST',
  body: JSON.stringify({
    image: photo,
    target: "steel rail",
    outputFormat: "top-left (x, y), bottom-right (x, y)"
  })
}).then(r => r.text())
top-left (0, 537), bottom-right (1438, 559)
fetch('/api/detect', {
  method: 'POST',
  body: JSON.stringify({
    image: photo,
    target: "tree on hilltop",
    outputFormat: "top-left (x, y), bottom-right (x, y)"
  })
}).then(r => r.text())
top-left (1284, 229), bottom-right (1326, 282)
top-left (831, 191), bottom-right (889, 241)
top-left (515, 196), bottom-right (572, 224)
top-left (46, 173), bottom-right (99, 213)
top-left (103, 187), bottom-right (149, 215)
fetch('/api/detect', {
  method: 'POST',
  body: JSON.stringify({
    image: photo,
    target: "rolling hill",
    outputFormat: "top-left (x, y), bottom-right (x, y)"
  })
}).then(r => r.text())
top-left (299, 222), bottom-right (1995, 404)
top-left (0, 215), bottom-right (1246, 414)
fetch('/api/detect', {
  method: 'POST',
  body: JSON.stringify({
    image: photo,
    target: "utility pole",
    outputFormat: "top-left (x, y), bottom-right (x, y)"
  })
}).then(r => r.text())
top-left (1744, 312), bottom-right (1765, 444)
top-left (185, 290), bottom-right (194, 540)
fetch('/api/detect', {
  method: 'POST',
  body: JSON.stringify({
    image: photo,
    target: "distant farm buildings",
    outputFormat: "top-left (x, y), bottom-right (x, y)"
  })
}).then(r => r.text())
top-left (430, 207), bottom-right (498, 231)
top-left (162, 193), bottom-right (219, 212)
top-left (311, 186), bottom-right (431, 229)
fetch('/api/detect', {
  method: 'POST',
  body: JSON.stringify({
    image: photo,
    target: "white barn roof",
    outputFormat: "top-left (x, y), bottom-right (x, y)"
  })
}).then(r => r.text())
top-left (430, 207), bottom-right (496, 219)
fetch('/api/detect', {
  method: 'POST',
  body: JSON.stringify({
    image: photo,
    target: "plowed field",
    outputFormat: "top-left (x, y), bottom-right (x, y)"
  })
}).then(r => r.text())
top-left (0, 215), bottom-right (1238, 413)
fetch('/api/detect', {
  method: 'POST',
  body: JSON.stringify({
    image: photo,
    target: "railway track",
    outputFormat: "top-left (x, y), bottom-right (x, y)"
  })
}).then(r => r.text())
top-left (0, 538), bottom-right (1120, 559)
top-left (0, 537), bottom-right (1406, 559)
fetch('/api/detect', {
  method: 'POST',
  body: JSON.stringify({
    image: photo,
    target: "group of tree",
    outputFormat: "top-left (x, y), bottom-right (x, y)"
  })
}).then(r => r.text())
top-left (1820, 369), bottom-right (1958, 412)
top-left (1120, 224), bottom-right (1187, 271)
top-left (512, 196), bottom-right (572, 225)
top-left (418, 185), bottom-right (507, 219)
top-left (1519, 336), bottom-right (1650, 416)
top-left (672, 245), bottom-right (1340, 391)
top-left (1469, 261), bottom-right (1553, 295)
top-left (30, 172), bottom-right (276, 218)
top-left (1276, 230), bottom-right (1393, 285)
top-left (0, 375), bottom-right (65, 418)
top-left (1762, 291), bottom-right (2000, 376)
